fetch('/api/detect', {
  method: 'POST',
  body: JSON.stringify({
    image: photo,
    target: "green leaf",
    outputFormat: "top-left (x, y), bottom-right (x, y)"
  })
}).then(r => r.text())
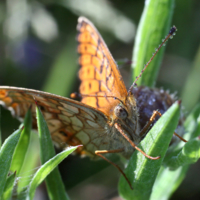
top-left (0, 128), bottom-right (22, 197)
top-left (150, 104), bottom-right (200, 200)
top-left (10, 109), bottom-right (32, 175)
top-left (119, 102), bottom-right (180, 200)
top-left (2, 171), bottom-right (16, 200)
top-left (27, 146), bottom-right (79, 200)
top-left (166, 138), bottom-right (200, 170)
top-left (150, 165), bottom-right (187, 200)
top-left (17, 132), bottom-right (40, 194)
top-left (132, 0), bottom-right (175, 86)
top-left (167, 103), bottom-right (200, 156)
top-left (35, 105), bottom-right (70, 200)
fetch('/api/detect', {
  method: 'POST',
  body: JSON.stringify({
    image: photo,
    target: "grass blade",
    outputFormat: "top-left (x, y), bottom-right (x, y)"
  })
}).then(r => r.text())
top-left (10, 109), bottom-right (32, 175)
top-left (0, 127), bottom-right (22, 197)
top-left (17, 131), bottom-right (40, 194)
top-left (2, 171), bottom-right (16, 200)
top-left (27, 146), bottom-right (79, 200)
top-left (35, 105), bottom-right (70, 200)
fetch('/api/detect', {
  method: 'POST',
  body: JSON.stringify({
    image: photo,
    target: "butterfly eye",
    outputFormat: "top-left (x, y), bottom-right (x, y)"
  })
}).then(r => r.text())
top-left (114, 105), bottom-right (128, 119)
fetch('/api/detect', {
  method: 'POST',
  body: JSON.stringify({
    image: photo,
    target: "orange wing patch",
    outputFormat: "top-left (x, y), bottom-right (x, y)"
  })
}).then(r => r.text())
top-left (77, 17), bottom-right (128, 116)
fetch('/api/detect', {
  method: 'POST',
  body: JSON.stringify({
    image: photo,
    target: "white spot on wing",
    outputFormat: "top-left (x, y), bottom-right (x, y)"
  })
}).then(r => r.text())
top-left (87, 120), bottom-right (101, 128)
top-left (60, 102), bottom-right (79, 114)
top-left (61, 110), bottom-right (74, 117)
top-left (58, 114), bottom-right (71, 123)
top-left (47, 119), bottom-right (62, 132)
top-left (76, 130), bottom-right (90, 144)
top-left (43, 111), bottom-right (53, 120)
top-left (70, 116), bottom-right (83, 131)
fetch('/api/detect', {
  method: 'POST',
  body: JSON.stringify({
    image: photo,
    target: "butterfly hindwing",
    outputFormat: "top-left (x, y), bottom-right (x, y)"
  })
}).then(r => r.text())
top-left (0, 86), bottom-right (110, 157)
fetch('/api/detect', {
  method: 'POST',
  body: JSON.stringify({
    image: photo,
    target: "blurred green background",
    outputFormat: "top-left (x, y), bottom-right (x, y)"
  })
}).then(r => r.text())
top-left (0, 0), bottom-right (200, 199)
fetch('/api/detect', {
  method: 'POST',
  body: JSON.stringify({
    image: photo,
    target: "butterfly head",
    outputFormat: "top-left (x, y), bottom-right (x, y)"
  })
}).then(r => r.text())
top-left (113, 93), bottom-right (139, 140)
top-left (114, 104), bottom-right (128, 120)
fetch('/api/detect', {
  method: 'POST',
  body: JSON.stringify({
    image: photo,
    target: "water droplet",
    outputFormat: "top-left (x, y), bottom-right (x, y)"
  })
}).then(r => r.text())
top-left (162, 39), bottom-right (165, 42)
top-left (163, 43), bottom-right (166, 46)
top-left (170, 36), bottom-right (173, 39)
top-left (155, 48), bottom-right (158, 51)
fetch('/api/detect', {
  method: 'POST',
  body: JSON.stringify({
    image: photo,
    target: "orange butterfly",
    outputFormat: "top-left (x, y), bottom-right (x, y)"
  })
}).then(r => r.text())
top-left (0, 17), bottom-right (183, 189)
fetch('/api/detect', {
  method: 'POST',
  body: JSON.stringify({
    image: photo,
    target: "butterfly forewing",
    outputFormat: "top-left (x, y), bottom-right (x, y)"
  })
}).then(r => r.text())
top-left (77, 17), bottom-right (128, 115)
top-left (0, 87), bottom-right (111, 157)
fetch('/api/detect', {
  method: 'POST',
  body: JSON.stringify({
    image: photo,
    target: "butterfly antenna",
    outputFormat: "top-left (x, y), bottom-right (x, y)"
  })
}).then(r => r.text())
top-left (128, 26), bottom-right (177, 93)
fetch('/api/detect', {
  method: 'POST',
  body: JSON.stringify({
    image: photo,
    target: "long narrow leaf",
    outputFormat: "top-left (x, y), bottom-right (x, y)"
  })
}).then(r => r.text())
top-left (132, 0), bottom-right (174, 86)
top-left (150, 103), bottom-right (200, 200)
top-left (17, 132), bottom-right (40, 194)
top-left (36, 105), bottom-right (69, 200)
top-left (119, 102), bottom-right (180, 200)
top-left (150, 165), bottom-right (187, 200)
top-left (27, 146), bottom-right (79, 200)
top-left (10, 109), bottom-right (32, 175)
top-left (2, 171), bottom-right (16, 200)
top-left (0, 128), bottom-right (22, 197)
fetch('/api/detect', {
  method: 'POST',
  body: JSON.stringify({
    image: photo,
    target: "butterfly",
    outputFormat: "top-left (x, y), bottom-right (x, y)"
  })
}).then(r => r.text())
top-left (0, 17), bottom-right (182, 189)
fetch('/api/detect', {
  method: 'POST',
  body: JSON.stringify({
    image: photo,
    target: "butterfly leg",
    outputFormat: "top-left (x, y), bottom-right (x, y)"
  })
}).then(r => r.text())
top-left (95, 149), bottom-right (133, 190)
top-left (139, 110), bottom-right (187, 142)
top-left (114, 123), bottom-right (161, 160)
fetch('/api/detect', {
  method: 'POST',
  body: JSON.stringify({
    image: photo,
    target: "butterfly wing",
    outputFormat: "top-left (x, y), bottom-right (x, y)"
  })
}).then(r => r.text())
top-left (77, 17), bottom-right (128, 116)
top-left (0, 86), bottom-right (111, 158)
